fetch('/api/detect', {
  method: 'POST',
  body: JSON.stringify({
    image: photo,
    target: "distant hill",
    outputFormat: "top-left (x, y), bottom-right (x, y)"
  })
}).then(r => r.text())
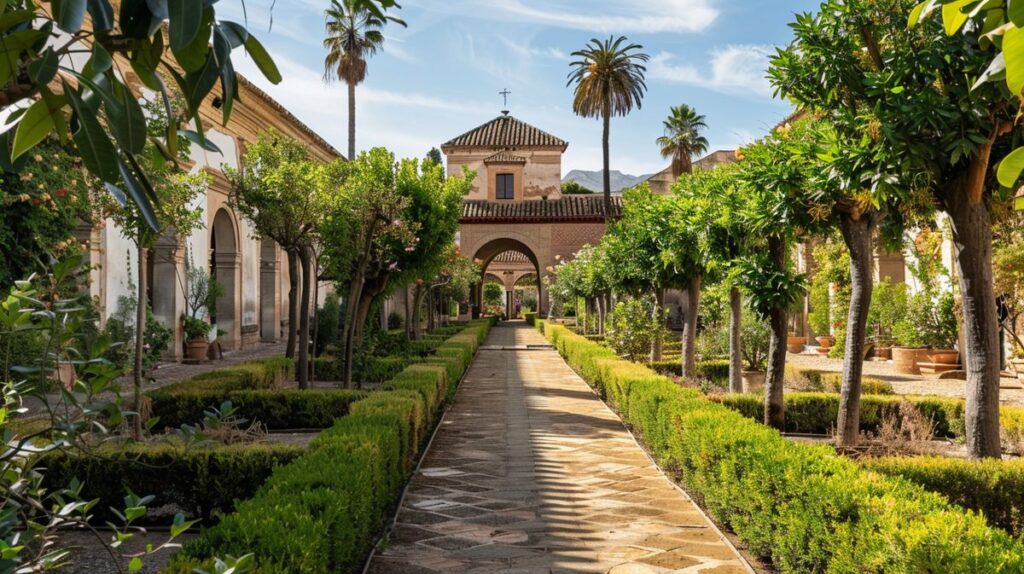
top-left (562, 169), bottom-right (653, 193)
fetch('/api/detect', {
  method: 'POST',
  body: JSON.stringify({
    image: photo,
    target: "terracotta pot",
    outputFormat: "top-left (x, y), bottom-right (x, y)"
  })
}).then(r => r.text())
top-left (741, 370), bottom-right (766, 394)
top-left (787, 336), bottom-right (807, 354)
top-left (51, 362), bottom-right (75, 390)
top-left (816, 336), bottom-right (834, 349)
top-left (186, 339), bottom-right (209, 362)
top-left (874, 346), bottom-right (893, 361)
top-left (892, 346), bottom-right (922, 375)
top-left (815, 346), bottom-right (830, 355)
top-left (927, 349), bottom-right (959, 365)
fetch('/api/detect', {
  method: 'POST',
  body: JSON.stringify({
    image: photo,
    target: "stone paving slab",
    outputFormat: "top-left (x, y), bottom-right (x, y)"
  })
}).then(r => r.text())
top-left (369, 322), bottom-right (751, 574)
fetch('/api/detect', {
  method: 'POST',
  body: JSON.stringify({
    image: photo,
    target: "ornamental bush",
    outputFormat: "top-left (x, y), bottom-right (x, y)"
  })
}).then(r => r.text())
top-left (535, 320), bottom-right (1024, 572)
top-left (863, 456), bottom-right (1024, 537)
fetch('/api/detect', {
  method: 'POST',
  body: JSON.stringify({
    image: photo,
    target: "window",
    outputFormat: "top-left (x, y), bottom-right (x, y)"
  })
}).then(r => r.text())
top-left (496, 173), bottom-right (514, 200)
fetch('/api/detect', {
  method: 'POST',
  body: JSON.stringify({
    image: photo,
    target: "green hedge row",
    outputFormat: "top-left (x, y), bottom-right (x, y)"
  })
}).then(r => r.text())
top-left (151, 389), bottom-right (368, 430)
top-left (523, 311), bottom-right (537, 326)
top-left (711, 392), bottom-right (1024, 440)
top-left (163, 319), bottom-right (493, 573)
top-left (863, 456), bottom-right (1024, 537)
top-left (536, 320), bottom-right (1024, 573)
top-left (785, 364), bottom-right (894, 395)
top-left (43, 444), bottom-right (303, 523)
top-left (650, 358), bottom-right (730, 381)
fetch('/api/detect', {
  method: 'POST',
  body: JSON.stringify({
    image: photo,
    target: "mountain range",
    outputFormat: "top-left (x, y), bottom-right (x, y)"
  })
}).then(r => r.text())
top-left (562, 169), bottom-right (654, 193)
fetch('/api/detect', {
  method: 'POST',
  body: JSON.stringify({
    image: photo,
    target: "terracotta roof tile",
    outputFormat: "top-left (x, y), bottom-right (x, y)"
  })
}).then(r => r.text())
top-left (443, 114), bottom-right (568, 150)
top-left (461, 196), bottom-right (621, 223)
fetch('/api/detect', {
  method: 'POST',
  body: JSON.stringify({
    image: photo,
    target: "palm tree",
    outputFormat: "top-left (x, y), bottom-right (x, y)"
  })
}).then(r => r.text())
top-left (323, 0), bottom-right (406, 160)
top-left (658, 104), bottom-right (709, 177)
top-left (567, 36), bottom-right (649, 216)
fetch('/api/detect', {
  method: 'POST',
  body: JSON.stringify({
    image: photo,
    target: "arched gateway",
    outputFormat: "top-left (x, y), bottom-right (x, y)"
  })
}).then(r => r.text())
top-left (443, 112), bottom-right (622, 316)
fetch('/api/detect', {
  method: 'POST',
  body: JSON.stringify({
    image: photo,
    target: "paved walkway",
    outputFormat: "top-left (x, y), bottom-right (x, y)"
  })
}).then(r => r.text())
top-left (369, 322), bottom-right (750, 574)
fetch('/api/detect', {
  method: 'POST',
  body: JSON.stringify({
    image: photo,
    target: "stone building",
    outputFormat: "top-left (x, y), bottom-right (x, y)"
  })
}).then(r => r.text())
top-left (388, 112), bottom-right (620, 320)
top-left (81, 72), bottom-right (340, 360)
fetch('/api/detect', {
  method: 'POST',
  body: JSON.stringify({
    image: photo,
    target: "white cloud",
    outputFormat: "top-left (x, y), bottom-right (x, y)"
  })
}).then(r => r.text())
top-left (649, 45), bottom-right (778, 98)
top-left (495, 0), bottom-right (718, 33)
top-left (496, 36), bottom-right (568, 62)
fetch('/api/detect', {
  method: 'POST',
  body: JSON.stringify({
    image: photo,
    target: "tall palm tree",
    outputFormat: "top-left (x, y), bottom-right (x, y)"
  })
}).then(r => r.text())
top-left (567, 36), bottom-right (649, 216)
top-left (323, 0), bottom-right (406, 160)
top-left (658, 104), bottom-right (709, 177)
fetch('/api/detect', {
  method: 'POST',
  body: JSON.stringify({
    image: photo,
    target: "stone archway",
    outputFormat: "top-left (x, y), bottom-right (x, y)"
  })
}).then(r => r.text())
top-left (472, 238), bottom-right (543, 319)
top-left (211, 209), bottom-right (241, 349)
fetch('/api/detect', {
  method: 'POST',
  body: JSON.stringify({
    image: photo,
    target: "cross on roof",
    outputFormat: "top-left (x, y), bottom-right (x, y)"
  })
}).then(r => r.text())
top-left (499, 88), bottom-right (511, 109)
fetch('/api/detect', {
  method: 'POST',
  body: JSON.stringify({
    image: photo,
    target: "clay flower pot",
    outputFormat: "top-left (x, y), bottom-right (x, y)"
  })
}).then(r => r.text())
top-left (787, 336), bottom-right (807, 354)
top-left (741, 370), bottom-right (766, 394)
top-left (927, 349), bottom-right (959, 365)
top-left (186, 339), bottom-right (209, 362)
top-left (892, 346), bottom-right (922, 375)
top-left (816, 336), bottom-right (835, 349)
top-left (51, 362), bottom-right (75, 390)
top-left (874, 346), bottom-right (893, 360)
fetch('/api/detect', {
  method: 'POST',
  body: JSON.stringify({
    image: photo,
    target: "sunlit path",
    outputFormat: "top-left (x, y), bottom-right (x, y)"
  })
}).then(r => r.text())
top-left (369, 322), bottom-right (750, 574)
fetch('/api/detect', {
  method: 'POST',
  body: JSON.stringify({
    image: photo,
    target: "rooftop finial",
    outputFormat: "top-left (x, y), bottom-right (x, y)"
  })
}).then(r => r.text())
top-left (499, 88), bottom-right (511, 115)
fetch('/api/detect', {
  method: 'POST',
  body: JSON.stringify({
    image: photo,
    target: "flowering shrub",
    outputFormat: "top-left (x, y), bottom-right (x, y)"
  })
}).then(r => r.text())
top-left (606, 298), bottom-right (665, 363)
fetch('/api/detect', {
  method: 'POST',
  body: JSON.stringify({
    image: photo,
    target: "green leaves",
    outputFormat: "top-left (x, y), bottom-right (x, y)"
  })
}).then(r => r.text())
top-left (1005, 26), bottom-right (1024, 94)
top-left (11, 97), bottom-right (59, 160)
top-left (942, 0), bottom-right (974, 35)
top-left (52, 0), bottom-right (87, 32)
top-left (169, 0), bottom-right (202, 52)
top-left (997, 147), bottom-right (1024, 187)
top-left (243, 33), bottom-right (282, 84)
top-left (1010, 0), bottom-right (1024, 26)
top-left (63, 80), bottom-right (119, 182)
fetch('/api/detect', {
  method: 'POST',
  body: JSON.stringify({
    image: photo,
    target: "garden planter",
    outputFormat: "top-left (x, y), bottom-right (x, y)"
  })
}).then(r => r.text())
top-left (874, 346), bottom-right (892, 361)
top-left (741, 370), bottom-right (766, 393)
top-left (787, 336), bottom-right (807, 354)
top-left (927, 349), bottom-right (959, 365)
top-left (892, 346), bottom-right (923, 375)
top-left (186, 339), bottom-right (209, 362)
top-left (816, 336), bottom-right (834, 349)
top-left (51, 362), bottom-right (75, 390)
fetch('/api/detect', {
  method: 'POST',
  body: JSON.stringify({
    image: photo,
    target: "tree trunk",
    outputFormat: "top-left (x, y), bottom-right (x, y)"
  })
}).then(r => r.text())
top-left (285, 250), bottom-right (299, 359)
top-left (310, 255), bottom-right (320, 382)
top-left (296, 246), bottom-right (312, 390)
top-left (133, 244), bottom-right (147, 439)
top-left (412, 284), bottom-right (426, 339)
top-left (835, 212), bottom-right (878, 446)
top-left (602, 113), bottom-right (612, 218)
top-left (596, 294), bottom-right (605, 335)
top-left (341, 275), bottom-right (363, 389)
top-left (404, 286), bottom-right (413, 338)
top-left (347, 81), bottom-right (356, 161)
top-left (729, 287), bottom-right (743, 393)
top-left (764, 236), bottom-right (787, 431)
top-left (681, 276), bottom-right (701, 379)
top-left (652, 288), bottom-right (665, 362)
top-left (946, 184), bottom-right (1002, 459)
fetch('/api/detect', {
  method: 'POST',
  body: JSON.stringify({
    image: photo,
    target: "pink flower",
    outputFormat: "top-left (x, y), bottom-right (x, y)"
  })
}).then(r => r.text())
top-left (389, 262), bottom-right (399, 270)
top-left (404, 246), bottom-right (416, 252)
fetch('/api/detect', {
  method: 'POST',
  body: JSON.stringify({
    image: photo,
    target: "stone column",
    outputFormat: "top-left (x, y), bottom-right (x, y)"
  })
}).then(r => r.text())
top-left (214, 250), bottom-right (241, 350)
top-left (259, 249), bottom-right (279, 341)
top-left (151, 240), bottom-right (185, 361)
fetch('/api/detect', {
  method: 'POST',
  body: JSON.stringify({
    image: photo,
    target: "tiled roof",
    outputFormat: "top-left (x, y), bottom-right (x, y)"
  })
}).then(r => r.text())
top-left (461, 196), bottom-right (622, 223)
top-left (492, 251), bottom-right (532, 263)
top-left (484, 151), bottom-right (528, 164)
top-left (442, 114), bottom-right (568, 150)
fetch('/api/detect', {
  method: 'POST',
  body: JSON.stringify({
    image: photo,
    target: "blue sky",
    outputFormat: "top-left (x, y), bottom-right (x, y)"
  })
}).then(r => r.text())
top-left (219, 0), bottom-right (820, 176)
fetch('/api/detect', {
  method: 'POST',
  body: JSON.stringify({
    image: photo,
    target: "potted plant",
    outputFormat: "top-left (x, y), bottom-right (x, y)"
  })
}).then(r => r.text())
top-left (182, 264), bottom-right (221, 363)
top-left (808, 278), bottom-right (831, 353)
top-left (787, 333), bottom-right (807, 353)
top-left (868, 279), bottom-right (908, 361)
top-left (741, 315), bottom-right (770, 393)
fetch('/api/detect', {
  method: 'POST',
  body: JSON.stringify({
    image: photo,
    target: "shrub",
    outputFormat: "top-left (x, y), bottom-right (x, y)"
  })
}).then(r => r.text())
top-left (311, 355), bottom-right (343, 382)
top-left (863, 456), bottom-right (1024, 537)
top-left (359, 356), bottom-right (414, 384)
top-left (606, 299), bottom-right (665, 362)
top-left (539, 323), bottom-right (1024, 572)
top-left (524, 311), bottom-right (537, 326)
top-left (650, 359), bottom-right (730, 383)
top-left (151, 389), bottom-right (368, 430)
top-left (42, 443), bottom-right (303, 523)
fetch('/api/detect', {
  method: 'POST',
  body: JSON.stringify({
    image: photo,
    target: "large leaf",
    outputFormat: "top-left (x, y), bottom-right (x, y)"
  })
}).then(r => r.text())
top-left (63, 80), bottom-right (119, 182)
top-left (28, 48), bottom-right (59, 85)
top-left (70, 72), bottom-right (146, 155)
top-left (243, 33), bottom-right (281, 84)
top-left (1011, 0), bottom-right (1024, 27)
top-left (119, 154), bottom-right (159, 229)
top-left (184, 53), bottom-right (220, 115)
top-left (942, 0), bottom-right (974, 35)
top-left (118, 0), bottom-right (155, 39)
top-left (52, 0), bottom-right (88, 32)
top-left (0, 29), bottom-right (46, 90)
top-left (130, 33), bottom-right (164, 91)
top-left (1004, 25), bottom-right (1024, 95)
top-left (11, 98), bottom-right (56, 160)
top-left (218, 21), bottom-right (249, 49)
top-left (171, 4), bottom-right (213, 72)
top-left (168, 0), bottom-right (202, 52)
top-left (86, 0), bottom-right (114, 32)
top-left (997, 146), bottom-right (1024, 188)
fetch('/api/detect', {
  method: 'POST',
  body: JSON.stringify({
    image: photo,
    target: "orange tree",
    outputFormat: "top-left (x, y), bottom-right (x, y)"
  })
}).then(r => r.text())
top-left (770, 0), bottom-right (1016, 457)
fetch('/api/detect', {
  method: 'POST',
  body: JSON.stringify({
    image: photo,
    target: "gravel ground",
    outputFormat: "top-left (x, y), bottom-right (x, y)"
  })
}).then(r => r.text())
top-left (54, 529), bottom-right (197, 574)
top-left (787, 350), bottom-right (1024, 406)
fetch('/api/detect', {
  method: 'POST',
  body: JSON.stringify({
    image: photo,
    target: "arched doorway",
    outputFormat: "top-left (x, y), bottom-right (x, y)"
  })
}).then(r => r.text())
top-left (472, 238), bottom-right (542, 320)
top-left (211, 209), bottom-right (240, 349)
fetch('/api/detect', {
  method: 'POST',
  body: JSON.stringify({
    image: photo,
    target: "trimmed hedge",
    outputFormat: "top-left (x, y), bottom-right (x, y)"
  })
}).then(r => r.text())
top-left (650, 358), bottom-right (730, 382)
top-left (43, 444), bottom-right (303, 522)
top-left (786, 364), bottom-right (895, 395)
top-left (163, 319), bottom-right (494, 574)
top-left (523, 311), bottom-right (537, 326)
top-left (536, 320), bottom-right (1024, 572)
top-left (863, 456), bottom-right (1024, 537)
top-left (150, 387), bottom-right (367, 430)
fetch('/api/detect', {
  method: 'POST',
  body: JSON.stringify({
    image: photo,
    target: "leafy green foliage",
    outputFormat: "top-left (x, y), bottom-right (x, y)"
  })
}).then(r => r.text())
top-left (606, 298), bottom-right (665, 363)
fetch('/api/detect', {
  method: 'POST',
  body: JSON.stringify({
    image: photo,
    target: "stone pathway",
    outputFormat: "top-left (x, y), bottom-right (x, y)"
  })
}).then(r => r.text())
top-left (369, 322), bottom-right (750, 574)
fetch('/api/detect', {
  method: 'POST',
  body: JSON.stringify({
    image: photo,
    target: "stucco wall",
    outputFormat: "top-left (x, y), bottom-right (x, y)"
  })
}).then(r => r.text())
top-left (447, 149), bottom-right (563, 201)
